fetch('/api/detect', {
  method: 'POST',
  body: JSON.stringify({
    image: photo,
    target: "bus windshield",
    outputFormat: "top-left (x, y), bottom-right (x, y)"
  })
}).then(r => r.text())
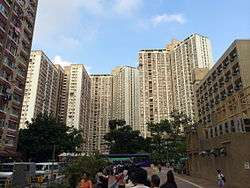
top-left (36, 165), bottom-right (48, 171)
top-left (0, 164), bottom-right (14, 172)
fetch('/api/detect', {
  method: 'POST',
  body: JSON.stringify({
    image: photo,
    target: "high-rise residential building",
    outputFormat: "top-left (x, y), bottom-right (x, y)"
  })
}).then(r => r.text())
top-left (57, 66), bottom-right (71, 124)
top-left (19, 51), bottom-right (61, 129)
top-left (54, 64), bottom-right (65, 122)
top-left (170, 34), bottom-right (213, 119)
top-left (187, 40), bottom-right (250, 188)
top-left (64, 65), bottom-right (91, 133)
top-left (138, 34), bottom-right (213, 136)
top-left (89, 74), bottom-right (112, 154)
top-left (0, 0), bottom-right (38, 155)
top-left (112, 66), bottom-right (140, 130)
top-left (138, 48), bottom-right (173, 137)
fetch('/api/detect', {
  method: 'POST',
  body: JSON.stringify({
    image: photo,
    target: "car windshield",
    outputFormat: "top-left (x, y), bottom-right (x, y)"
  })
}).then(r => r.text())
top-left (36, 165), bottom-right (48, 171)
top-left (0, 164), bottom-right (14, 172)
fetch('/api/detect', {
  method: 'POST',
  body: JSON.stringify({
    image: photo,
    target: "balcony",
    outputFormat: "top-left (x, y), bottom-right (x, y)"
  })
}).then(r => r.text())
top-left (220, 93), bottom-right (226, 100)
top-left (0, 70), bottom-right (13, 84)
top-left (2, 56), bottom-right (15, 70)
top-left (212, 72), bottom-right (217, 81)
top-left (13, 2), bottom-right (23, 17)
top-left (234, 79), bottom-right (243, 91)
top-left (16, 69), bottom-right (26, 78)
top-left (227, 88), bottom-right (234, 96)
top-left (12, 93), bottom-right (21, 105)
top-left (0, 3), bottom-right (9, 19)
top-left (0, 105), bottom-right (6, 113)
top-left (217, 65), bottom-right (223, 74)
top-left (4, 0), bottom-right (13, 7)
top-left (8, 28), bottom-right (20, 45)
top-left (5, 41), bottom-right (17, 57)
top-left (232, 66), bottom-right (240, 76)
top-left (0, 18), bottom-right (6, 32)
top-left (229, 48), bottom-right (237, 62)
top-left (223, 57), bottom-right (229, 69)
top-left (15, 0), bottom-right (25, 7)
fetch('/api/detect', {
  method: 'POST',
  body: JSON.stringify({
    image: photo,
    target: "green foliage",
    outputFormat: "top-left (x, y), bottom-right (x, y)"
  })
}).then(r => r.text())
top-left (64, 155), bottom-right (109, 187)
top-left (147, 111), bottom-right (191, 163)
top-left (18, 113), bottom-right (83, 162)
top-left (104, 120), bottom-right (147, 154)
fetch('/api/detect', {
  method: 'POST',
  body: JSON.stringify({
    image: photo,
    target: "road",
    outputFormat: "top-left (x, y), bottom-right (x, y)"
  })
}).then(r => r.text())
top-left (158, 168), bottom-right (203, 188)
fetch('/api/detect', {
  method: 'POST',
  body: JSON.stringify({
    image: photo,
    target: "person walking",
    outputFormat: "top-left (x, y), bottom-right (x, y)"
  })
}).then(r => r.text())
top-left (151, 175), bottom-right (160, 188)
top-left (217, 169), bottom-right (225, 188)
top-left (79, 173), bottom-right (93, 188)
top-left (160, 170), bottom-right (177, 188)
top-left (96, 168), bottom-right (109, 188)
top-left (130, 167), bottom-right (150, 188)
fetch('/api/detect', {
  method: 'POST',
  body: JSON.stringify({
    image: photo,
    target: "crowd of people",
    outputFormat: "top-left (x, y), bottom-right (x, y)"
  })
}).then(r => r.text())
top-left (78, 164), bottom-right (226, 188)
top-left (79, 165), bottom-right (177, 188)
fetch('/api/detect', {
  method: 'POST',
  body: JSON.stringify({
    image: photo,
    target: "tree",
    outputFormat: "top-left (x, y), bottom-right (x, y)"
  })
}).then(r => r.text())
top-left (18, 113), bottom-right (83, 162)
top-left (104, 120), bottom-right (147, 154)
top-left (65, 155), bottom-right (109, 187)
top-left (147, 111), bottom-right (192, 163)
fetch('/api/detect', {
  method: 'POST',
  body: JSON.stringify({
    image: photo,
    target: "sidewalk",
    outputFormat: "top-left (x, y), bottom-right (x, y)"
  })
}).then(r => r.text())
top-left (175, 174), bottom-right (218, 188)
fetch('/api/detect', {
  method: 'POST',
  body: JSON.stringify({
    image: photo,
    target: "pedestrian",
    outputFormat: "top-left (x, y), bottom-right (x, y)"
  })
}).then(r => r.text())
top-left (151, 175), bottom-right (160, 188)
top-left (111, 167), bottom-right (128, 188)
top-left (96, 168), bottom-right (109, 188)
top-left (217, 169), bottom-right (225, 188)
top-left (130, 167), bottom-right (150, 188)
top-left (160, 170), bottom-right (177, 188)
top-left (158, 164), bottom-right (162, 173)
top-left (79, 173), bottom-right (93, 188)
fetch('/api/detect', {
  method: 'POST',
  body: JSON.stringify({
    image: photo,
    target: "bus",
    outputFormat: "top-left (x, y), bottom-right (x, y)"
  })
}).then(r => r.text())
top-left (35, 162), bottom-right (59, 183)
top-left (106, 153), bottom-right (151, 167)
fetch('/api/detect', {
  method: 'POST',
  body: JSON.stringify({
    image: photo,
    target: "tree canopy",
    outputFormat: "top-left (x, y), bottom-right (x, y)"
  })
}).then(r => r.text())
top-left (18, 113), bottom-right (83, 162)
top-left (147, 111), bottom-right (192, 163)
top-left (104, 120), bottom-right (147, 154)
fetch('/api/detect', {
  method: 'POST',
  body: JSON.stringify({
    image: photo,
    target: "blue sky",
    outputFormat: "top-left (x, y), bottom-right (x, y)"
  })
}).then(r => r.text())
top-left (32, 0), bottom-right (250, 74)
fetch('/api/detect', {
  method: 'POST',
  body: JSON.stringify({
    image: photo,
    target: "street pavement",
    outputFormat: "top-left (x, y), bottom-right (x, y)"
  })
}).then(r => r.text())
top-left (109, 167), bottom-right (217, 188)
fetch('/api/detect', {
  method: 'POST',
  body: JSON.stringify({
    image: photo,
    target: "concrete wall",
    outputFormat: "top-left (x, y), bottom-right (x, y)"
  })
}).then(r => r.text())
top-left (189, 133), bottom-right (250, 188)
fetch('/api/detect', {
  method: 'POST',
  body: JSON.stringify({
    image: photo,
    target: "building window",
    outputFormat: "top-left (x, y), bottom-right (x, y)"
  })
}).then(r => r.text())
top-left (219, 125), bottom-right (223, 135)
top-left (231, 120), bottom-right (235, 132)
top-left (225, 122), bottom-right (229, 133)
top-left (215, 127), bottom-right (218, 136)
top-left (210, 128), bottom-right (213, 138)
top-left (205, 130), bottom-right (208, 139)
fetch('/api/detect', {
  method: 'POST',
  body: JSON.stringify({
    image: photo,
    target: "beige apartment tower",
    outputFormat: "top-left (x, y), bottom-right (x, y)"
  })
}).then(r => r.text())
top-left (89, 75), bottom-right (113, 154)
top-left (0, 0), bottom-right (38, 155)
top-left (20, 51), bottom-right (61, 129)
top-left (64, 65), bottom-right (91, 132)
top-left (139, 34), bottom-right (213, 136)
top-left (112, 66), bottom-right (140, 130)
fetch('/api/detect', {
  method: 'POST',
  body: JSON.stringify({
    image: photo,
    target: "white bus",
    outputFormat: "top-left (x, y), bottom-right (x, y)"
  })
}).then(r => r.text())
top-left (35, 162), bottom-right (59, 183)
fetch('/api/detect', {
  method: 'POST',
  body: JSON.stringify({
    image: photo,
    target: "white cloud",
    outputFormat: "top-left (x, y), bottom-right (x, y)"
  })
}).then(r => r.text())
top-left (52, 55), bottom-right (92, 73)
top-left (113, 0), bottom-right (143, 16)
top-left (58, 36), bottom-right (81, 50)
top-left (151, 14), bottom-right (186, 27)
top-left (52, 55), bottom-right (72, 67)
top-left (74, 0), bottom-right (105, 16)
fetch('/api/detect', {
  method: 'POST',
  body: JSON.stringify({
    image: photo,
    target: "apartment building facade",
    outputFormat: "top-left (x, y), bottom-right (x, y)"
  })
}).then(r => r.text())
top-left (138, 34), bottom-right (213, 136)
top-left (89, 74), bottom-right (112, 154)
top-left (20, 51), bottom-right (61, 129)
top-left (112, 66), bottom-right (140, 130)
top-left (0, 0), bottom-right (38, 155)
top-left (187, 40), bottom-right (250, 188)
top-left (65, 65), bottom-right (91, 133)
